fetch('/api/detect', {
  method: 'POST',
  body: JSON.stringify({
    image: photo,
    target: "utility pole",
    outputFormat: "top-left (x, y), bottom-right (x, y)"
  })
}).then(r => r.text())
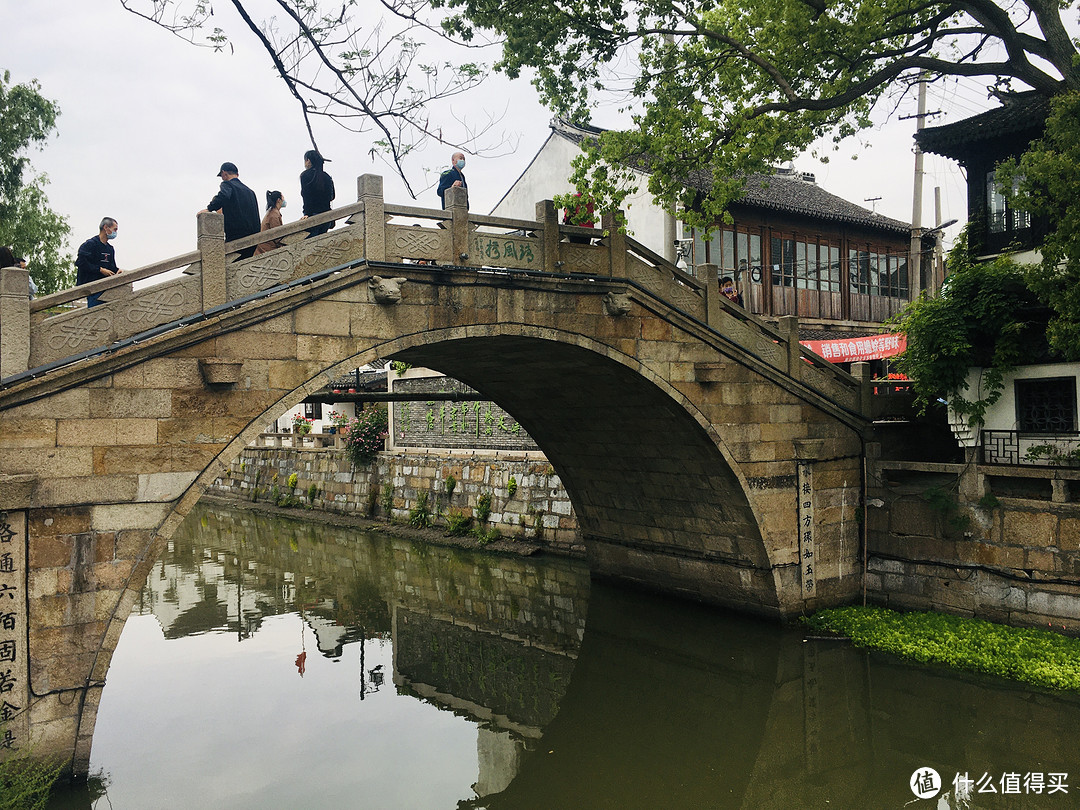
top-left (909, 74), bottom-right (927, 299)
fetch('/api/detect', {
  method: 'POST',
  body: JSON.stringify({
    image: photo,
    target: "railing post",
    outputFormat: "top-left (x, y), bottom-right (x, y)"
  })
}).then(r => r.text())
top-left (602, 210), bottom-right (625, 278)
top-left (197, 211), bottom-right (226, 310)
top-left (358, 174), bottom-right (385, 262)
top-left (700, 263), bottom-right (721, 328)
top-left (778, 315), bottom-right (801, 376)
top-left (446, 185), bottom-right (470, 264)
top-left (851, 361), bottom-right (873, 417)
top-left (0, 265), bottom-right (30, 378)
top-left (536, 200), bottom-right (559, 273)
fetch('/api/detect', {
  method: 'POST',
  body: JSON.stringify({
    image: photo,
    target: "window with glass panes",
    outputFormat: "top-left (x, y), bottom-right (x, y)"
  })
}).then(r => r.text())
top-left (849, 247), bottom-right (908, 297)
top-left (693, 227), bottom-right (762, 285)
top-left (986, 170), bottom-right (1031, 234)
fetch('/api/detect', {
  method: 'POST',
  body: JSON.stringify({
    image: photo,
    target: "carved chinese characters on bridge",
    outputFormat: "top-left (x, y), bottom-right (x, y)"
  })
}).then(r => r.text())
top-left (0, 512), bottom-right (27, 754)
top-left (472, 235), bottom-right (538, 268)
top-left (797, 462), bottom-right (817, 598)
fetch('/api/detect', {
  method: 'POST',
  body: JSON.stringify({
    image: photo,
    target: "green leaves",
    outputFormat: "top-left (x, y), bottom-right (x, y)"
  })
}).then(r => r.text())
top-left (893, 230), bottom-right (1053, 423)
top-left (446, 0), bottom-right (1077, 231)
top-left (998, 92), bottom-right (1080, 360)
top-left (0, 72), bottom-right (70, 293)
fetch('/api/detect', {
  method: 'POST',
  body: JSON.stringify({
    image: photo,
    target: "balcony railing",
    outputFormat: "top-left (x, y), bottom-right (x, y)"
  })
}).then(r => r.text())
top-left (981, 429), bottom-right (1080, 467)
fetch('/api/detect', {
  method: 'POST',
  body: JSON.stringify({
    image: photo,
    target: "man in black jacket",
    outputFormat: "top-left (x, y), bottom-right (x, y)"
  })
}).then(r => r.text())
top-left (75, 217), bottom-right (120, 307)
top-left (199, 162), bottom-right (260, 259)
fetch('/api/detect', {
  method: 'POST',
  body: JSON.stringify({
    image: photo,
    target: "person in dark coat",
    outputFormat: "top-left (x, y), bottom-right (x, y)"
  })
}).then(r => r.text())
top-left (300, 149), bottom-right (335, 238)
top-left (200, 162), bottom-right (260, 259)
top-left (74, 218), bottom-right (120, 307)
top-left (436, 151), bottom-right (467, 209)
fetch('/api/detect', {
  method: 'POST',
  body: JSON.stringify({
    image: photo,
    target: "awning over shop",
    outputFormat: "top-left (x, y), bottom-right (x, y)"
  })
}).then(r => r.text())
top-left (800, 333), bottom-right (906, 363)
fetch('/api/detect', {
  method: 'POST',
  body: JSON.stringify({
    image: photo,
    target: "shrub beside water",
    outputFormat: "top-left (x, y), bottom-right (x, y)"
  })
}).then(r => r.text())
top-left (344, 406), bottom-right (388, 466)
top-left (0, 745), bottom-right (64, 810)
top-left (803, 605), bottom-right (1080, 691)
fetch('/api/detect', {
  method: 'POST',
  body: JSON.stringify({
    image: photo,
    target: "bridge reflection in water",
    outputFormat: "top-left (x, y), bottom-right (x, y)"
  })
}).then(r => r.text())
top-left (54, 503), bottom-right (1080, 809)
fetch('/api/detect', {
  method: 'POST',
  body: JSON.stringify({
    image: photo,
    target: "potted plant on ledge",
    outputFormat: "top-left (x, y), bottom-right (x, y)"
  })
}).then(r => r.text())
top-left (292, 414), bottom-right (314, 437)
top-left (327, 410), bottom-right (350, 435)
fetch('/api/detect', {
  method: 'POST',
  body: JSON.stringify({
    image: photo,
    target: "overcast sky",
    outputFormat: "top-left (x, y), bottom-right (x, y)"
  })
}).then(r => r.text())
top-left (6, 0), bottom-right (979, 272)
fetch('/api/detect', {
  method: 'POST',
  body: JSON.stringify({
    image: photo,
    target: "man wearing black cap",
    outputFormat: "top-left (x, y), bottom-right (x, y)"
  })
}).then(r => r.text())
top-left (199, 162), bottom-right (260, 259)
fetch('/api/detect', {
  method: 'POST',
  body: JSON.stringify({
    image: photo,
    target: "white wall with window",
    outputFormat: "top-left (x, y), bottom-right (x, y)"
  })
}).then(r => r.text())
top-left (949, 363), bottom-right (1080, 464)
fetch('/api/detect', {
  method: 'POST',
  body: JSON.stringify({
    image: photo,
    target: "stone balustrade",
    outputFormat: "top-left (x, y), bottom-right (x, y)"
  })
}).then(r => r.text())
top-left (254, 431), bottom-right (343, 449)
top-left (0, 174), bottom-right (864, 416)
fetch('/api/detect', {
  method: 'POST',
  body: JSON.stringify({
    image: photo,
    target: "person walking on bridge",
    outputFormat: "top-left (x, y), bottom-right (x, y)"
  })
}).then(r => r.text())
top-left (75, 217), bottom-right (120, 307)
top-left (300, 149), bottom-right (335, 238)
top-left (436, 151), bottom-right (467, 209)
top-left (254, 190), bottom-right (287, 256)
top-left (200, 162), bottom-right (260, 260)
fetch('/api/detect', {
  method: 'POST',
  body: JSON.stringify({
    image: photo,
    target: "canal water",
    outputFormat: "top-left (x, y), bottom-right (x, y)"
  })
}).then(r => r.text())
top-left (48, 502), bottom-right (1080, 809)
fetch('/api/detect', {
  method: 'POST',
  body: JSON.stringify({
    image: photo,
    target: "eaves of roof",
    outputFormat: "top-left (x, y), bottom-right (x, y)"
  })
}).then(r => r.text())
top-left (551, 119), bottom-right (910, 234)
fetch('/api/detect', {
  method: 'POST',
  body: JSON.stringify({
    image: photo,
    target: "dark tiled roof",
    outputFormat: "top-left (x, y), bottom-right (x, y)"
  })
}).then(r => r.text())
top-left (914, 91), bottom-right (1051, 162)
top-left (691, 169), bottom-right (911, 233)
top-left (552, 120), bottom-right (911, 234)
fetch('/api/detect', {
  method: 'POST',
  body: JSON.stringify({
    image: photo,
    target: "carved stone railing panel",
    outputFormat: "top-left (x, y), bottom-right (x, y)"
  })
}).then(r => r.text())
top-left (803, 367), bottom-right (860, 410)
top-left (560, 243), bottom-right (607, 275)
top-left (470, 230), bottom-right (543, 270)
top-left (386, 224), bottom-right (451, 263)
top-left (717, 311), bottom-right (786, 369)
top-left (30, 275), bottom-right (201, 367)
top-left (626, 254), bottom-right (707, 322)
top-left (225, 229), bottom-right (365, 300)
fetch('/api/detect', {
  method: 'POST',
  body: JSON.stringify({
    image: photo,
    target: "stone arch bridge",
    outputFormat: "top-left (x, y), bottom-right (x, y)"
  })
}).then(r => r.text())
top-left (0, 177), bottom-right (871, 774)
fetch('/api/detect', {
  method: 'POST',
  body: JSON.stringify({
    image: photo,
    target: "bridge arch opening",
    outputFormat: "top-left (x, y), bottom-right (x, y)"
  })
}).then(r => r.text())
top-left (207, 327), bottom-right (781, 615)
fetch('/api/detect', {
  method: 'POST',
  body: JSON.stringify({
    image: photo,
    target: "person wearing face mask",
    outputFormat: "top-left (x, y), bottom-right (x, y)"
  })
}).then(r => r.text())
top-left (254, 190), bottom-right (288, 255)
top-left (436, 152), bottom-right (468, 209)
top-left (75, 217), bottom-right (121, 307)
top-left (299, 149), bottom-right (335, 238)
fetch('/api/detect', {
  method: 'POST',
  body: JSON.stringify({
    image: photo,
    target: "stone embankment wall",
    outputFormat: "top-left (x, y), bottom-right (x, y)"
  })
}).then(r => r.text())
top-left (866, 455), bottom-right (1080, 631)
top-left (208, 446), bottom-right (581, 552)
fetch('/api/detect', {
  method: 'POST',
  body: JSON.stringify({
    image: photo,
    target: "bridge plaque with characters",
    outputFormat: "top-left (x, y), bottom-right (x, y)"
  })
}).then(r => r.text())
top-left (797, 462), bottom-right (817, 598)
top-left (0, 511), bottom-right (28, 753)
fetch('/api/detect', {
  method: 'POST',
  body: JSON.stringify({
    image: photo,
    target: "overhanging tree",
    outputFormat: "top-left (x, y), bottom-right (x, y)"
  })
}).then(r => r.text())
top-left (998, 91), bottom-right (1080, 359)
top-left (0, 71), bottom-right (72, 295)
top-left (436, 0), bottom-right (1078, 230)
top-left (119, 0), bottom-right (503, 197)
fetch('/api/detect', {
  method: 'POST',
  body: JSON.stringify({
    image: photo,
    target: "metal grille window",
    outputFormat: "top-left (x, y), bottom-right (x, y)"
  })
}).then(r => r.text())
top-left (303, 401), bottom-right (323, 419)
top-left (1015, 377), bottom-right (1077, 433)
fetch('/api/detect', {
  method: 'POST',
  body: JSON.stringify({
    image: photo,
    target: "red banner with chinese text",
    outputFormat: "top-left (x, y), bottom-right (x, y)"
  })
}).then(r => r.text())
top-left (800, 333), bottom-right (906, 363)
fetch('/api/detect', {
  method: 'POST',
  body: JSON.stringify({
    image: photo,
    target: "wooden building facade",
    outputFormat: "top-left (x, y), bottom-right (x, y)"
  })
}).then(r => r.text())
top-left (685, 169), bottom-right (915, 327)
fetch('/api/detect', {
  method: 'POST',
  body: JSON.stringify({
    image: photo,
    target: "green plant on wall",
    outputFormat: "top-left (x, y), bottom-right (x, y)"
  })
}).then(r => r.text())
top-left (444, 474), bottom-right (457, 498)
top-left (0, 730), bottom-right (64, 810)
top-left (445, 509), bottom-right (473, 536)
top-left (507, 476), bottom-right (517, 498)
top-left (287, 472), bottom-right (298, 490)
top-left (475, 491), bottom-right (493, 525)
top-left (923, 485), bottom-right (970, 534)
top-left (409, 492), bottom-right (433, 529)
top-left (1025, 442), bottom-right (1080, 467)
top-left (380, 480), bottom-right (395, 520)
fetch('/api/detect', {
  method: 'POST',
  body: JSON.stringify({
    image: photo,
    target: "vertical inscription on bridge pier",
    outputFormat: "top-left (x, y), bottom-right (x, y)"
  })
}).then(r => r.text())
top-left (0, 511), bottom-right (27, 753)
top-left (797, 462), bottom-right (817, 598)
